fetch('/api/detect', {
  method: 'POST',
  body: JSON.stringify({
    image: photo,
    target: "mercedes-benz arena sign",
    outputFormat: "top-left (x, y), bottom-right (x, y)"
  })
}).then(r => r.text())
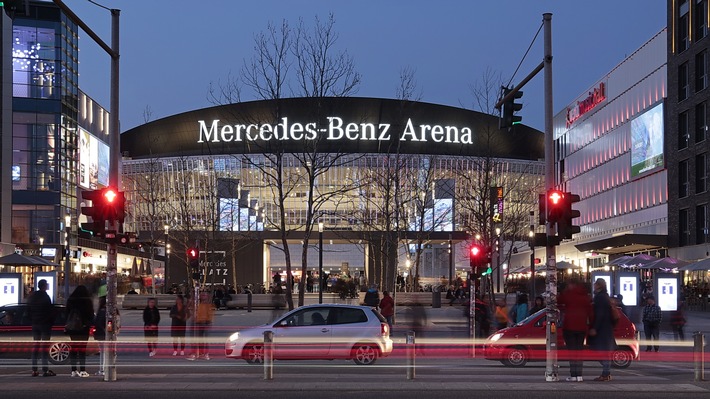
top-left (120, 97), bottom-right (543, 160)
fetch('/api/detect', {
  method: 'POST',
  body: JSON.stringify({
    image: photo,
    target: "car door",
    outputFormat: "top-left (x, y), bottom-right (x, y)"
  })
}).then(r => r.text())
top-left (327, 307), bottom-right (370, 358)
top-left (272, 307), bottom-right (331, 359)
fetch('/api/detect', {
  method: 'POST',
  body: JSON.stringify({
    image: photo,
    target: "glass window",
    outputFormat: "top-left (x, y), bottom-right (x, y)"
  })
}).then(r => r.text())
top-left (279, 308), bottom-right (330, 327)
top-left (696, 102), bottom-right (707, 143)
top-left (697, 153), bottom-right (707, 193)
top-left (12, 25), bottom-right (58, 100)
top-left (697, 204), bottom-right (709, 243)
top-left (330, 308), bottom-right (368, 325)
top-left (680, 0), bottom-right (690, 52)
top-left (680, 208), bottom-right (690, 246)
top-left (696, 51), bottom-right (708, 91)
top-left (696, 0), bottom-right (708, 41)
top-left (680, 159), bottom-right (690, 198)
top-left (679, 63), bottom-right (690, 101)
top-left (679, 111), bottom-right (690, 149)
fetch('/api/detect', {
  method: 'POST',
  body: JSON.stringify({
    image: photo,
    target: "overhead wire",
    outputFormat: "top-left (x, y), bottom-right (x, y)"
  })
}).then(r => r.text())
top-left (506, 21), bottom-right (544, 89)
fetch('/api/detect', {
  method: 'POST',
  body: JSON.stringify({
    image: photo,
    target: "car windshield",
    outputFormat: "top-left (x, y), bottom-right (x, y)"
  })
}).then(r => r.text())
top-left (514, 308), bottom-right (546, 326)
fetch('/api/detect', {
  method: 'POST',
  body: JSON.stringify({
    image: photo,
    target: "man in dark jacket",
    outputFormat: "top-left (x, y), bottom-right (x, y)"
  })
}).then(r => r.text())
top-left (558, 279), bottom-right (592, 382)
top-left (27, 279), bottom-right (56, 377)
top-left (588, 278), bottom-right (615, 381)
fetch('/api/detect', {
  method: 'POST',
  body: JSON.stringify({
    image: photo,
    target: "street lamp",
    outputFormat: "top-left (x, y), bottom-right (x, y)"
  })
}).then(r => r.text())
top-left (318, 221), bottom-right (324, 304)
top-left (64, 215), bottom-right (71, 303)
top-left (164, 224), bottom-right (170, 292)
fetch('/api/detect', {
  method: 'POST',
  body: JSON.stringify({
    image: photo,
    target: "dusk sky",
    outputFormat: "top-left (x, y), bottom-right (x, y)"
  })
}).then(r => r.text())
top-left (65, 0), bottom-right (666, 133)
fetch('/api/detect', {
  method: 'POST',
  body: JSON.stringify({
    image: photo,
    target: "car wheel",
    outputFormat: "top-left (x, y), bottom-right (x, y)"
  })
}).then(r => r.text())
top-left (352, 343), bottom-right (378, 365)
top-left (612, 347), bottom-right (633, 368)
top-left (502, 346), bottom-right (528, 367)
top-left (243, 342), bottom-right (264, 364)
top-left (48, 342), bottom-right (71, 365)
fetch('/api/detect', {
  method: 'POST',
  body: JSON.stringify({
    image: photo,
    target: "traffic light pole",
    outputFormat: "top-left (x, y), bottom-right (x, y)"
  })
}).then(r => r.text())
top-left (542, 13), bottom-right (559, 382)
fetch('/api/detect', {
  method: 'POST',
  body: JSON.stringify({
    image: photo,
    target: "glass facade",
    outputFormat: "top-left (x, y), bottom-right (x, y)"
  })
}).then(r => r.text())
top-left (10, 8), bottom-right (79, 245)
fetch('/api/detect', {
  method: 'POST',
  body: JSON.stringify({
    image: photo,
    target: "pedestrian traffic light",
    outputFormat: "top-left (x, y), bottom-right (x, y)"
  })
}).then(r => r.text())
top-left (469, 244), bottom-right (484, 269)
top-left (499, 86), bottom-right (523, 129)
top-left (187, 247), bottom-right (200, 279)
top-left (546, 189), bottom-right (565, 225)
top-left (558, 192), bottom-right (581, 239)
top-left (80, 189), bottom-right (106, 237)
top-left (101, 187), bottom-right (126, 225)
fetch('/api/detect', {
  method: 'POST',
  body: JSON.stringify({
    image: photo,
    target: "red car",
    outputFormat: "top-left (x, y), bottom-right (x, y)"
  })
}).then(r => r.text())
top-left (483, 308), bottom-right (639, 368)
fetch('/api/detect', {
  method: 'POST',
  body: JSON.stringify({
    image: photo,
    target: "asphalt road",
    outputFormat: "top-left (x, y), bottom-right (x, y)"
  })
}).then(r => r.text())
top-left (0, 307), bottom-right (708, 397)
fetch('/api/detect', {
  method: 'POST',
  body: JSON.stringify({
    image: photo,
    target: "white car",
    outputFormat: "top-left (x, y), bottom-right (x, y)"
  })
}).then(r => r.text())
top-left (225, 304), bottom-right (393, 365)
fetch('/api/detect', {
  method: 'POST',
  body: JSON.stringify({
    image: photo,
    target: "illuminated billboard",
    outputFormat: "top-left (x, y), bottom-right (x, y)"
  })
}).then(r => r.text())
top-left (630, 102), bottom-right (664, 178)
top-left (79, 128), bottom-right (110, 189)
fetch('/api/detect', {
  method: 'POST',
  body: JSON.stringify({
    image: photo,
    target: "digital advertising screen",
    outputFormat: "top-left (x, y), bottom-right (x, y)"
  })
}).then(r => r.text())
top-left (0, 274), bottom-right (22, 307)
top-left (617, 273), bottom-right (638, 306)
top-left (591, 272), bottom-right (613, 296)
top-left (78, 128), bottom-right (110, 189)
top-left (656, 274), bottom-right (678, 312)
top-left (630, 102), bottom-right (664, 178)
top-left (34, 271), bottom-right (57, 304)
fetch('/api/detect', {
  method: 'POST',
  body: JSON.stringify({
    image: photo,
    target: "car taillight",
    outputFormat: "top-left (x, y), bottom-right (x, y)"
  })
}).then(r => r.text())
top-left (380, 322), bottom-right (389, 336)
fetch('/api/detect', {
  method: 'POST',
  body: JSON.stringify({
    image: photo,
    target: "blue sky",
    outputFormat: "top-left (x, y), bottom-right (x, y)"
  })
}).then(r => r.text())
top-left (65, 0), bottom-right (666, 133)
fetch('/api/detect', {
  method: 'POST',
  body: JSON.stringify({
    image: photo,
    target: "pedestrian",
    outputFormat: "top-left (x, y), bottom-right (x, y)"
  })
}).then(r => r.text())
top-left (558, 278), bottom-right (592, 382)
top-left (642, 295), bottom-right (662, 352)
top-left (93, 296), bottom-right (106, 376)
top-left (670, 302), bottom-right (687, 341)
top-left (27, 279), bottom-right (56, 377)
top-left (66, 285), bottom-right (94, 377)
top-left (588, 278), bottom-right (615, 381)
top-left (364, 284), bottom-right (380, 308)
top-left (529, 296), bottom-right (545, 314)
top-left (169, 294), bottom-right (188, 356)
top-left (494, 300), bottom-right (511, 330)
top-left (379, 290), bottom-right (394, 330)
top-left (509, 294), bottom-right (529, 324)
top-left (187, 291), bottom-right (215, 360)
top-left (143, 297), bottom-right (160, 357)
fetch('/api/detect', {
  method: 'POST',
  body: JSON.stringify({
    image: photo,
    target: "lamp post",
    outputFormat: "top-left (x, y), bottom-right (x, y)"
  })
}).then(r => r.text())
top-left (64, 215), bottom-right (71, 303)
top-left (495, 227), bottom-right (501, 293)
top-left (318, 221), bottom-right (324, 304)
top-left (164, 224), bottom-right (169, 293)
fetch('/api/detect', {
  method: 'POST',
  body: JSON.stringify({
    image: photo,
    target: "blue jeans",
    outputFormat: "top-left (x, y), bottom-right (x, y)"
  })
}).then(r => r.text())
top-left (32, 324), bottom-right (52, 372)
top-left (194, 322), bottom-right (210, 355)
top-left (599, 358), bottom-right (611, 377)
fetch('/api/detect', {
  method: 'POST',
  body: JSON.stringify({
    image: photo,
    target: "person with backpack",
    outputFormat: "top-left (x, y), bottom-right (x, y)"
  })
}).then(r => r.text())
top-left (66, 285), bottom-right (94, 377)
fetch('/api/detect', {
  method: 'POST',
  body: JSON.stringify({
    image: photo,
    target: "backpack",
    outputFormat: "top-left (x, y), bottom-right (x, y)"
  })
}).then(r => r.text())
top-left (65, 309), bottom-right (84, 332)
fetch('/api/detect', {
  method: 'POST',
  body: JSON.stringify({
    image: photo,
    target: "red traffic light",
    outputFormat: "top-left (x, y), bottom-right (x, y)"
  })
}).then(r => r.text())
top-left (470, 245), bottom-right (482, 257)
top-left (103, 188), bottom-right (117, 203)
top-left (187, 247), bottom-right (199, 259)
top-left (548, 190), bottom-right (564, 205)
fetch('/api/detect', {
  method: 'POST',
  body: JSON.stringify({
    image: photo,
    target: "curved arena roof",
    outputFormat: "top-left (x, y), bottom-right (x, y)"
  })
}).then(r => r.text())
top-left (121, 97), bottom-right (543, 160)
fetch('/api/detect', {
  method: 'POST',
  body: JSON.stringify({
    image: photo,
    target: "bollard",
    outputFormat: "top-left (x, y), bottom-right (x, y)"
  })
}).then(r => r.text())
top-left (263, 330), bottom-right (273, 380)
top-left (247, 291), bottom-right (253, 313)
top-left (406, 330), bottom-right (416, 380)
top-left (694, 331), bottom-right (706, 382)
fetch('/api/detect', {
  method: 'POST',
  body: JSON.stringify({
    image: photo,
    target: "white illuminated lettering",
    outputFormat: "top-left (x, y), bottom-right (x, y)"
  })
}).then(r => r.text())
top-left (460, 127), bottom-right (473, 144)
top-left (400, 118), bottom-right (420, 141)
top-left (445, 126), bottom-right (458, 143)
top-left (345, 123), bottom-right (359, 140)
top-left (220, 124), bottom-right (234, 142)
top-left (260, 124), bottom-right (273, 139)
top-left (327, 117), bottom-right (344, 140)
top-left (430, 125), bottom-right (444, 143)
top-left (360, 123), bottom-right (376, 140)
top-left (378, 124), bottom-right (391, 140)
top-left (291, 122), bottom-right (304, 140)
top-left (198, 120), bottom-right (220, 143)
top-left (305, 123), bottom-right (317, 139)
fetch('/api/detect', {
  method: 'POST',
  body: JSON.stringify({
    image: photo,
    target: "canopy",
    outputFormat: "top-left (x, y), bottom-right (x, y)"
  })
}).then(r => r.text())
top-left (617, 254), bottom-right (658, 268)
top-left (29, 256), bottom-right (59, 267)
top-left (555, 261), bottom-right (581, 269)
top-left (678, 258), bottom-right (710, 271)
top-left (607, 255), bottom-right (633, 266)
top-left (640, 257), bottom-right (689, 270)
top-left (0, 253), bottom-right (49, 266)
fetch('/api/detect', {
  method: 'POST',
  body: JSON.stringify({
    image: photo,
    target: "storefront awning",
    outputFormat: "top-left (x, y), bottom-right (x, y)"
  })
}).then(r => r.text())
top-left (574, 234), bottom-right (666, 255)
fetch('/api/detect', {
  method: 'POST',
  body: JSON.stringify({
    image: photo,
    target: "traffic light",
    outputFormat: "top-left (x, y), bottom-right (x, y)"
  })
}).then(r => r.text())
top-left (499, 86), bottom-right (523, 129)
top-left (558, 192), bottom-right (581, 239)
top-left (80, 189), bottom-right (106, 237)
top-left (546, 189), bottom-right (565, 225)
top-left (469, 244), bottom-right (491, 278)
top-left (101, 187), bottom-right (126, 225)
top-left (187, 247), bottom-right (200, 280)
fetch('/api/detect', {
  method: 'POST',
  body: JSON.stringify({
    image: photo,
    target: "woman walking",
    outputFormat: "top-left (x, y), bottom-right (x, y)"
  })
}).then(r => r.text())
top-left (169, 294), bottom-right (188, 356)
top-left (66, 285), bottom-right (94, 377)
top-left (143, 298), bottom-right (161, 357)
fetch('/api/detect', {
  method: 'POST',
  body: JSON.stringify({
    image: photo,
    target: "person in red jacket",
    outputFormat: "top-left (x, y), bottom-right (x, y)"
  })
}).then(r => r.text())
top-left (558, 279), bottom-right (592, 382)
top-left (379, 291), bottom-right (394, 330)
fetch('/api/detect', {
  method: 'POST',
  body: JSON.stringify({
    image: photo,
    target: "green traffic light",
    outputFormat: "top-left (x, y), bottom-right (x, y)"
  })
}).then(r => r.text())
top-left (482, 266), bottom-right (492, 276)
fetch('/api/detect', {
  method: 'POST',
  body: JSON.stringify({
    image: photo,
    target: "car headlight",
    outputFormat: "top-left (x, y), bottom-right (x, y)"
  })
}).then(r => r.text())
top-left (489, 333), bottom-right (503, 342)
top-left (228, 332), bottom-right (240, 342)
